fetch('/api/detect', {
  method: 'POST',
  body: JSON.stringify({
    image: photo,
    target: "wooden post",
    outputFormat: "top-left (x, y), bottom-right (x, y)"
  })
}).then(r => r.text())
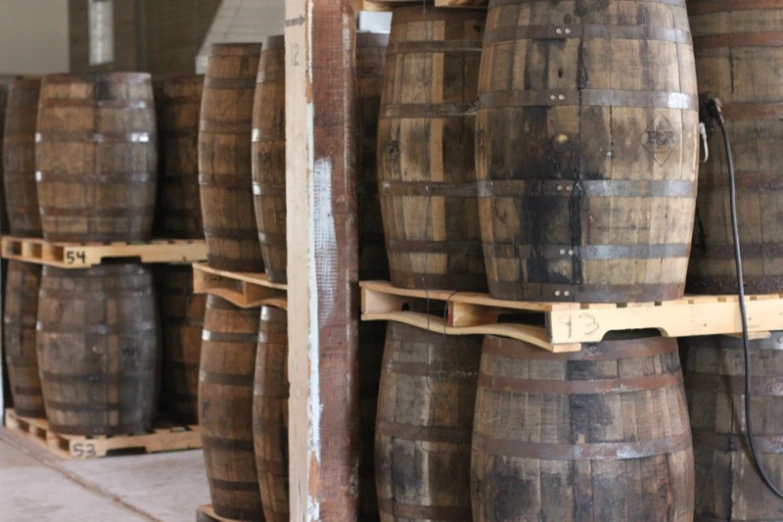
top-left (284, 0), bottom-right (359, 520)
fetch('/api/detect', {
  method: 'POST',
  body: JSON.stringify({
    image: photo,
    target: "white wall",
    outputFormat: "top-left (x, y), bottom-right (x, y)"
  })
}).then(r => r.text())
top-left (0, 0), bottom-right (69, 75)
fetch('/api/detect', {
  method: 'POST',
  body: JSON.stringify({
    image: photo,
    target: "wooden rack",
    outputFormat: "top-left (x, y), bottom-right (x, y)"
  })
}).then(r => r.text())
top-left (1, 236), bottom-right (207, 268)
top-left (192, 263), bottom-right (287, 309)
top-left (361, 280), bottom-right (783, 352)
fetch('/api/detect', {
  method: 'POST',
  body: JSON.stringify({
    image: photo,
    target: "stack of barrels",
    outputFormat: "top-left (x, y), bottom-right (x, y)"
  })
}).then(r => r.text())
top-left (0, 71), bottom-right (207, 435)
top-left (197, 32), bottom-right (389, 521)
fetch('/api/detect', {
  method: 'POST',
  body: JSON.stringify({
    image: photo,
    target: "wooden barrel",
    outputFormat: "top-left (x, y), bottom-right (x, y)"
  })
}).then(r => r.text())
top-left (252, 35), bottom-right (287, 284)
top-left (3, 78), bottom-right (42, 237)
top-left (0, 81), bottom-right (12, 235)
top-left (155, 75), bottom-right (205, 239)
top-left (252, 304), bottom-right (289, 522)
top-left (375, 323), bottom-right (481, 521)
top-left (357, 33), bottom-right (390, 283)
top-left (199, 43), bottom-right (264, 273)
top-left (686, 2), bottom-right (783, 293)
top-left (476, 0), bottom-right (699, 302)
top-left (358, 321), bottom-right (385, 522)
top-left (154, 265), bottom-right (206, 424)
top-left (378, 7), bottom-right (487, 292)
top-left (199, 295), bottom-right (263, 521)
top-left (3, 261), bottom-right (44, 418)
top-left (36, 73), bottom-right (158, 242)
top-left (683, 334), bottom-right (783, 521)
top-left (472, 333), bottom-right (694, 522)
top-left (36, 263), bottom-right (160, 435)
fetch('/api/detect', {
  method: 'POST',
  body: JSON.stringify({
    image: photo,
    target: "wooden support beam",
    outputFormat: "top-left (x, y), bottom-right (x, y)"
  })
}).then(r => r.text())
top-left (285, 0), bottom-right (359, 520)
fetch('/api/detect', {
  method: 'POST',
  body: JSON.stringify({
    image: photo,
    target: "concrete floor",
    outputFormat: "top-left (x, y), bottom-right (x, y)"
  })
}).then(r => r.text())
top-left (0, 427), bottom-right (210, 522)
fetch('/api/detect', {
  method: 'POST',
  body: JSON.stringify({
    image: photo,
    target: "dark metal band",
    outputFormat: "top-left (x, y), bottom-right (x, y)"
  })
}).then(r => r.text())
top-left (479, 89), bottom-right (698, 110)
top-left (40, 372), bottom-right (149, 384)
top-left (476, 179), bottom-right (697, 198)
top-left (36, 131), bottom-right (153, 143)
top-left (695, 32), bottom-right (783, 50)
top-left (386, 41), bottom-right (482, 53)
top-left (36, 320), bottom-right (157, 335)
top-left (13, 385), bottom-right (43, 395)
top-left (482, 335), bottom-right (676, 361)
top-left (198, 120), bottom-right (253, 134)
top-left (208, 477), bottom-right (260, 492)
top-left (380, 102), bottom-right (475, 119)
top-left (44, 400), bottom-right (121, 412)
top-left (36, 172), bottom-right (152, 184)
top-left (203, 226), bottom-right (258, 240)
top-left (377, 498), bottom-right (469, 521)
top-left (258, 231), bottom-right (286, 244)
top-left (38, 99), bottom-right (151, 109)
top-left (38, 206), bottom-right (154, 218)
top-left (485, 242), bottom-right (691, 261)
top-left (388, 322), bottom-right (482, 345)
top-left (201, 435), bottom-right (255, 452)
top-left (386, 238), bottom-right (483, 255)
top-left (479, 371), bottom-right (682, 395)
top-left (253, 385), bottom-right (288, 399)
top-left (202, 329), bottom-right (258, 344)
top-left (472, 431), bottom-right (692, 460)
top-left (199, 174), bottom-right (253, 189)
top-left (376, 420), bottom-right (472, 445)
top-left (692, 430), bottom-right (783, 454)
top-left (38, 288), bottom-right (153, 299)
top-left (203, 76), bottom-right (257, 89)
top-left (483, 24), bottom-right (691, 45)
top-left (379, 180), bottom-right (477, 197)
top-left (685, 373), bottom-right (783, 396)
top-left (199, 370), bottom-right (254, 388)
top-left (385, 360), bottom-right (479, 380)
top-left (688, 0), bottom-right (783, 15)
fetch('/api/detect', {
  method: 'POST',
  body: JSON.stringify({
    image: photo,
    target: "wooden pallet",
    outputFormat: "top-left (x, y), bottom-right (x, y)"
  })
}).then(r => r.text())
top-left (192, 263), bottom-right (288, 309)
top-left (4, 409), bottom-right (201, 459)
top-left (361, 280), bottom-right (783, 352)
top-left (1, 236), bottom-right (207, 268)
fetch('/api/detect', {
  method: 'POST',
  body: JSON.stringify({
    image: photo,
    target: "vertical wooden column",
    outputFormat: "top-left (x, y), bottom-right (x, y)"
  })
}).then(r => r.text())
top-left (284, 0), bottom-right (359, 521)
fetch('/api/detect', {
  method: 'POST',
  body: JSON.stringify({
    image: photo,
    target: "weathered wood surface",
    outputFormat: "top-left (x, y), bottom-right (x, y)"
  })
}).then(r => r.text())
top-left (3, 78), bottom-right (42, 238)
top-left (472, 333), bottom-right (694, 522)
top-left (252, 35), bottom-right (287, 284)
top-left (199, 43), bottom-right (265, 272)
top-left (375, 322), bottom-right (481, 521)
top-left (378, 6), bottom-right (487, 292)
top-left (154, 265), bottom-right (206, 425)
top-left (687, 0), bottom-right (783, 294)
top-left (476, 0), bottom-right (699, 303)
top-left (683, 333), bottom-right (783, 521)
top-left (253, 304), bottom-right (290, 522)
top-left (36, 73), bottom-right (158, 242)
top-left (0, 78), bottom-right (17, 234)
top-left (3, 261), bottom-right (43, 418)
top-left (36, 263), bottom-right (160, 435)
top-left (199, 295), bottom-right (263, 521)
top-left (155, 75), bottom-right (205, 239)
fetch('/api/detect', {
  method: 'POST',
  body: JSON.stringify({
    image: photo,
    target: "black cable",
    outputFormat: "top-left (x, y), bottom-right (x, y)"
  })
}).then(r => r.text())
top-left (706, 97), bottom-right (783, 499)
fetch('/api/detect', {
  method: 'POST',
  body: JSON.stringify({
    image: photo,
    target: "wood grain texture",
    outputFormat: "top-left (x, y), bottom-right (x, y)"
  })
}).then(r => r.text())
top-left (36, 73), bottom-right (158, 242)
top-left (375, 322), bottom-right (481, 521)
top-left (252, 36), bottom-right (287, 284)
top-left (472, 333), bottom-right (694, 522)
top-left (284, 0), bottom-right (361, 519)
top-left (3, 261), bottom-right (43, 419)
top-left (687, 0), bottom-right (783, 294)
top-left (0, 78), bottom-right (18, 234)
top-left (253, 304), bottom-right (289, 522)
top-left (154, 264), bottom-right (206, 425)
top-left (154, 75), bottom-right (205, 239)
top-left (36, 263), bottom-right (160, 436)
top-left (199, 295), bottom-right (263, 521)
top-left (199, 43), bottom-right (265, 272)
top-left (378, 6), bottom-right (487, 292)
top-left (3, 78), bottom-right (42, 238)
top-left (477, 0), bottom-right (699, 303)
top-left (683, 333), bottom-right (783, 521)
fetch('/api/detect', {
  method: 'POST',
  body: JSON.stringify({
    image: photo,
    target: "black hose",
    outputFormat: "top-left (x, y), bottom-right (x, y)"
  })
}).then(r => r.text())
top-left (705, 97), bottom-right (783, 499)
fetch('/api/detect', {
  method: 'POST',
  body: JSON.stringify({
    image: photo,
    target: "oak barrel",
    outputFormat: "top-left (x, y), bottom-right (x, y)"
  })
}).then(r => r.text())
top-left (683, 334), bottom-right (783, 521)
top-left (155, 75), bottom-right (204, 239)
top-left (375, 323), bottom-right (481, 521)
top-left (476, 0), bottom-right (699, 302)
top-left (3, 78), bottom-right (42, 237)
top-left (3, 261), bottom-right (44, 418)
top-left (36, 263), bottom-right (160, 435)
top-left (472, 333), bottom-right (694, 522)
top-left (378, 7), bottom-right (487, 292)
top-left (687, 2), bottom-right (783, 293)
top-left (252, 304), bottom-right (289, 521)
top-left (251, 35), bottom-right (286, 283)
top-left (199, 43), bottom-right (264, 272)
top-left (36, 73), bottom-right (158, 242)
top-left (199, 295), bottom-right (263, 521)
top-left (154, 265), bottom-right (205, 424)
top-left (0, 80), bottom-right (13, 234)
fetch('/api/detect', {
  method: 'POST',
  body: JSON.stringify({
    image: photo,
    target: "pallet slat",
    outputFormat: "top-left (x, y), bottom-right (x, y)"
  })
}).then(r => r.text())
top-left (1, 236), bottom-right (207, 268)
top-left (192, 263), bottom-right (287, 309)
top-left (4, 409), bottom-right (201, 459)
top-left (360, 280), bottom-right (783, 351)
